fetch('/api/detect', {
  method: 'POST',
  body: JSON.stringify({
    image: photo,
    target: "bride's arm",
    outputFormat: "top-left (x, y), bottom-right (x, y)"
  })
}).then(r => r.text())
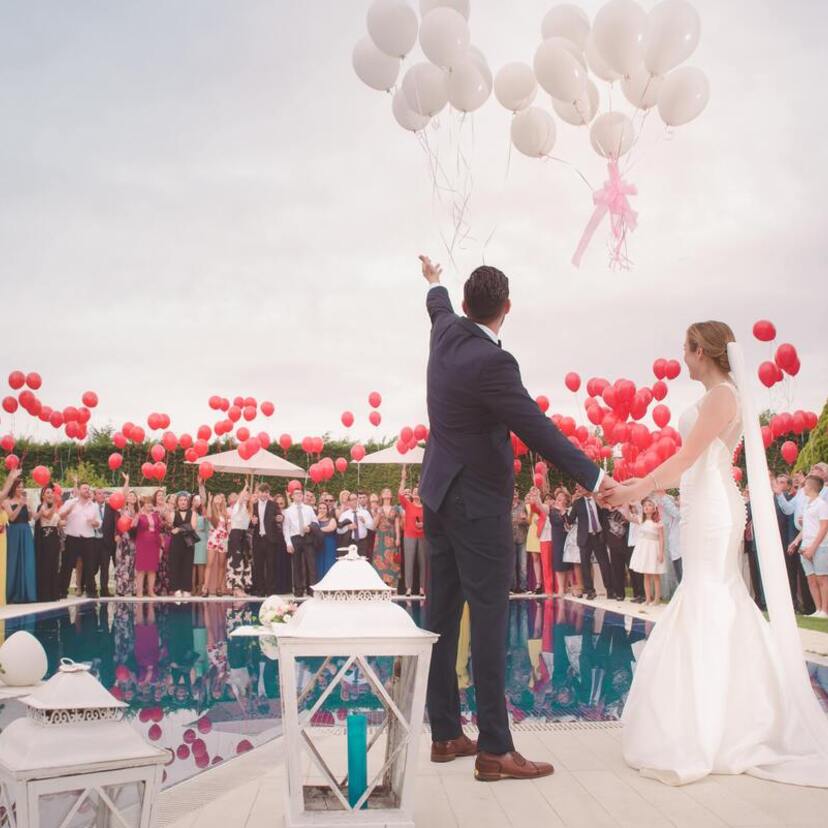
top-left (608, 386), bottom-right (737, 506)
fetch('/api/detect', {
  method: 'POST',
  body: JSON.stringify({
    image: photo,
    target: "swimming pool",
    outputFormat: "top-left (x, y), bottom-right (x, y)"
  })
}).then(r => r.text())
top-left (3, 599), bottom-right (826, 789)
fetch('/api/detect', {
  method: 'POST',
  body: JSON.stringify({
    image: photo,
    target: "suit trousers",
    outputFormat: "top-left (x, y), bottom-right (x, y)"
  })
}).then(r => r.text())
top-left (785, 549), bottom-right (815, 614)
top-left (424, 479), bottom-right (514, 755)
top-left (290, 534), bottom-right (317, 597)
top-left (403, 536), bottom-right (426, 593)
top-left (607, 539), bottom-right (629, 598)
top-left (98, 539), bottom-right (116, 595)
top-left (579, 533), bottom-right (611, 595)
top-left (252, 535), bottom-right (277, 596)
top-left (59, 536), bottom-right (97, 597)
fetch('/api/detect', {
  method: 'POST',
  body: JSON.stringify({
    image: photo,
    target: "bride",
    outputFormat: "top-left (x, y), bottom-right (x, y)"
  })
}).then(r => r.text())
top-left (606, 321), bottom-right (828, 787)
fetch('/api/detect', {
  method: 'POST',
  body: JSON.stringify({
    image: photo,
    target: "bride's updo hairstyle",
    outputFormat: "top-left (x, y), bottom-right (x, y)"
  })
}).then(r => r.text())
top-left (686, 321), bottom-right (735, 373)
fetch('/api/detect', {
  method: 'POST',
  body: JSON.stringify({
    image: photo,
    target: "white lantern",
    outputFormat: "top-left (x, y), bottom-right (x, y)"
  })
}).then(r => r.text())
top-left (233, 545), bottom-right (437, 828)
top-left (0, 659), bottom-right (167, 828)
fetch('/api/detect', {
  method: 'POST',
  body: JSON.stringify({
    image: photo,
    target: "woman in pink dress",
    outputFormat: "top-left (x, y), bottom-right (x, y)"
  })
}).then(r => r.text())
top-left (133, 495), bottom-right (162, 598)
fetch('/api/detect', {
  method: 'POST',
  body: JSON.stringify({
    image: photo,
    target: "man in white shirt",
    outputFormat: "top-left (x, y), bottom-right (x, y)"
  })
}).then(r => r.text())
top-left (337, 492), bottom-right (375, 559)
top-left (787, 474), bottom-right (828, 618)
top-left (282, 488), bottom-right (319, 597)
top-left (58, 482), bottom-right (101, 598)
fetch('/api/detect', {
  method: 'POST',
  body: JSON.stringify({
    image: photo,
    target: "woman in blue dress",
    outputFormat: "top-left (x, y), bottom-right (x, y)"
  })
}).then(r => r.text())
top-left (315, 500), bottom-right (338, 579)
top-left (4, 478), bottom-right (36, 603)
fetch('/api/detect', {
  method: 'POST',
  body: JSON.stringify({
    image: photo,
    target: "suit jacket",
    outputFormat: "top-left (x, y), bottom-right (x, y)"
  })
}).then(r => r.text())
top-left (419, 286), bottom-right (601, 519)
top-left (569, 497), bottom-right (609, 547)
top-left (102, 503), bottom-right (118, 548)
top-left (251, 500), bottom-right (280, 543)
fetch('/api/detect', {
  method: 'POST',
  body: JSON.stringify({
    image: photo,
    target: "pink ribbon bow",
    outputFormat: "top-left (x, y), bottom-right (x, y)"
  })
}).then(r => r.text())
top-left (572, 161), bottom-right (638, 269)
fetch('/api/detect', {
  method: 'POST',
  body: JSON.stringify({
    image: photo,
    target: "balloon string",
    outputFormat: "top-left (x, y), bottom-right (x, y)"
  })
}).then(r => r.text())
top-left (482, 127), bottom-right (514, 261)
top-left (543, 154), bottom-right (594, 193)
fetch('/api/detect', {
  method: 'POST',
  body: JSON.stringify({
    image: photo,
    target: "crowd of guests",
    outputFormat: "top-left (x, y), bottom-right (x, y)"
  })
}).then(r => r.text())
top-left (1, 460), bottom-right (826, 613)
top-left (0, 466), bottom-right (428, 604)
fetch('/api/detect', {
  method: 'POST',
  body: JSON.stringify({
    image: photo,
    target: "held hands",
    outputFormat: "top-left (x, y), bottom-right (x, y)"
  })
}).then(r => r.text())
top-left (419, 254), bottom-right (442, 285)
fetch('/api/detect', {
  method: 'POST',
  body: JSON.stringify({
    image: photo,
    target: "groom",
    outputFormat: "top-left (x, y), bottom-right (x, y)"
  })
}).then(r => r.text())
top-left (419, 255), bottom-right (618, 781)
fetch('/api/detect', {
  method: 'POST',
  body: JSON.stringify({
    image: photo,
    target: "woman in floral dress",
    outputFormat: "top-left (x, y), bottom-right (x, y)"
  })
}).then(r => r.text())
top-left (373, 488), bottom-right (401, 588)
top-left (115, 489), bottom-right (139, 596)
top-left (206, 493), bottom-right (229, 596)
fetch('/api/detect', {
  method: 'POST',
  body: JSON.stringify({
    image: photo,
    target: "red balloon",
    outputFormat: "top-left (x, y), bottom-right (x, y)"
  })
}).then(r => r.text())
top-left (369, 411), bottom-right (382, 427)
top-left (758, 361), bottom-right (777, 388)
top-left (534, 461), bottom-right (548, 476)
top-left (787, 359), bottom-right (801, 377)
top-left (244, 397), bottom-right (256, 409)
top-left (236, 426), bottom-right (250, 442)
top-left (257, 431), bottom-right (271, 449)
top-left (533, 473), bottom-right (544, 488)
top-left (185, 448), bottom-right (198, 462)
top-left (197, 716), bottom-right (212, 734)
top-left (400, 426), bottom-right (414, 443)
top-left (774, 343), bottom-right (798, 374)
top-left (652, 359), bottom-right (667, 380)
top-left (414, 424), bottom-right (427, 440)
top-left (651, 381), bottom-right (667, 401)
top-left (536, 395), bottom-right (550, 413)
top-left (243, 405), bottom-right (257, 422)
top-left (732, 466), bottom-right (743, 483)
top-left (148, 724), bottom-right (162, 741)
top-left (279, 434), bottom-right (292, 451)
top-left (301, 436), bottom-right (313, 453)
top-left (341, 411), bottom-right (354, 428)
top-left (38, 405), bottom-right (52, 422)
top-left (236, 739), bottom-right (253, 754)
top-left (335, 457), bottom-right (348, 473)
top-left (209, 395), bottom-right (222, 410)
top-left (179, 433), bottom-right (193, 450)
top-left (150, 444), bottom-right (165, 462)
top-left (25, 372), bottom-right (42, 390)
top-left (602, 385), bottom-right (617, 408)
top-left (664, 360), bottom-right (681, 380)
top-left (109, 491), bottom-right (125, 510)
top-left (7, 371), bottom-right (25, 390)
top-left (752, 319), bottom-right (776, 342)
top-left (4, 452), bottom-right (19, 470)
top-left (233, 396), bottom-right (244, 407)
top-left (140, 462), bottom-right (154, 479)
top-left (228, 405), bottom-right (242, 423)
top-left (761, 425), bottom-right (773, 448)
top-left (368, 392), bottom-right (382, 408)
top-left (153, 461), bottom-right (167, 479)
top-left (81, 391), bottom-right (98, 408)
top-left (197, 425), bottom-right (212, 441)
top-left (162, 432), bottom-right (178, 452)
top-left (652, 405), bottom-right (671, 428)
top-left (2, 396), bottom-right (18, 414)
top-left (287, 479), bottom-right (302, 493)
top-left (587, 405), bottom-right (603, 426)
top-left (198, 461), bottom-right (214, 480)
top-left (219, 398), bottom-right (230, 411)
top-left (261, 401), bottom-right (275, 417)
top-left (779, 412), bottom-right (793, 434)
top-left (559, 417), bottom-right (576, 437)
top-left (177, 744), bottom-right (190, 760)
top-left (780, 441), bottom-right (798, 465)
top-left (65, 421), bottom-right (80, 440)
top-left (804, 411), bottom-right (818, 430)
top-left (513, 459), bottom-right (522, 474)
top-left (791, 412), bottom-right (806, 435)
top-left (350, 444), bottom-right (366, 462)
top-left (131, 426), bottom-right (145, 443)
top-left (655, 437), bottom-right (676, 461)
top-left (308, 463), bottom-right (322, 483)
top-left (564, 372), bottom-right (581, 392)
top-left (146, 412), bottom-right (161, 430)
top-left (108, 452), bottom-right (123, 471)
top-left (313, 436), bottom-right (324, 453)
top-left (32, 465), bottom-right (51, 486)
top-left (117, 515), bottom-right (133, 534)
top-left (0, 434), bottom-right (13, 452)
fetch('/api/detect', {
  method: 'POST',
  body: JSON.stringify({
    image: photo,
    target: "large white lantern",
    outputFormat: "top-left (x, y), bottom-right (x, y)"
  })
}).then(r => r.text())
top-left (235, 545), bottom-right (437, 828)
top-left (0, 659), bottom-right (167, 828)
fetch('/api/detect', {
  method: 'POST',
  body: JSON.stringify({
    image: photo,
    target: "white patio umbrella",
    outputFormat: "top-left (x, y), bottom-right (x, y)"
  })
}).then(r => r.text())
top-left (354, 444), bottom-right (424, 465)
top-left (187, 448), bottom-right (305, 478)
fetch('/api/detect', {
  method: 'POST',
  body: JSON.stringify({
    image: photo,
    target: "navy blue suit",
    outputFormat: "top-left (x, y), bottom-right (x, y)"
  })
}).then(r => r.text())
top-left (421, 285), bottom-right (601, 754)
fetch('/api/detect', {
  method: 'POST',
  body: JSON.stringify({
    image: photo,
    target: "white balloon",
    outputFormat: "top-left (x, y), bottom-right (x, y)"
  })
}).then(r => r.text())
top-left (494, 62), bottom-right (537, 112)
top-left (585, 31), bottom-right (621, 82)
top-left (644, 0), bottom-right (701, 76)
top-left (419, 0), bottom-right (470, 20)
top-left (541, 4), bottom-right (591, 50)
top-left (419, 7), bottom-right (470, 68)
top-left (545, 35), bottom-right (587, 71)
top-left (621, 64), bottom-right (663, 110)
top-left (367, 0), bottom-right (419, 58)
top-left (511, 107), bottom-right (557, 158)
top-left (590, 111), bottom-right (635, 158)
top-left (402, 61), bottom-right (449, 116)
top-left (657, 65), bottom-right (709, 126)
top-left (0, 631), bottom-right (47, 686)
top-left (553, 79), bottom-right (599, 125)
top-left (392, 89), bottom-right (431, 131)
top-left (467, 45), bottom-right (493, 91)
top-left (352, 36), bottom-right (401, 91)
top-left (533, 39), bottom-right (586, 103)
top-left (592, 0), bottom-right (648, 77)
top-left (447, 59), bottom-right (491, 112)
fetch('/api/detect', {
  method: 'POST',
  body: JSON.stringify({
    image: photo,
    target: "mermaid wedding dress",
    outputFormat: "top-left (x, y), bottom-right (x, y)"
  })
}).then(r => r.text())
top-left (621, 343), bottom-right (828, 787)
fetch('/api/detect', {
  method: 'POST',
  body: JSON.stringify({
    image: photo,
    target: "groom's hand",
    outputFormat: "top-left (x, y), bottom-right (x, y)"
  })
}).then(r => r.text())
top-left (596, 476), bottom-right (626, 509)
top-left (419, 254), bottom-right (442, 284)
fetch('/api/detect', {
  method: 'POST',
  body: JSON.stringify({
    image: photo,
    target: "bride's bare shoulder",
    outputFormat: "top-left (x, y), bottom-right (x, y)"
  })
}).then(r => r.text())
top-left (699, 383), bottom-right (738, 419)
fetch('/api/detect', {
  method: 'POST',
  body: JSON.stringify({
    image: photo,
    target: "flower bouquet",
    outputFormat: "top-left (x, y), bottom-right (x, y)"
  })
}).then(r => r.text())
top-left (258, 595), bottom-right (299, 631)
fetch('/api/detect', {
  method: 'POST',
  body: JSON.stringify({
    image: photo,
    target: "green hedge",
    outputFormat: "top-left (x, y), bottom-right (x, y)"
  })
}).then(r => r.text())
top-left (795, 399), bottom-right (828, 473)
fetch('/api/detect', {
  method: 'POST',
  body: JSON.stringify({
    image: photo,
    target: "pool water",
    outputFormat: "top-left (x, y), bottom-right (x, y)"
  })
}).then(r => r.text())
top-left (3, 599), bottom-right (826, 789)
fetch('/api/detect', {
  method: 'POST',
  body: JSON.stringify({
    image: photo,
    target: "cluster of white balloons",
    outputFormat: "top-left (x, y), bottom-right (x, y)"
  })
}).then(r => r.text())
top-left (352, 0), bottom-right (494, 133)
top-left (499, 0), bottom-right (709, 160)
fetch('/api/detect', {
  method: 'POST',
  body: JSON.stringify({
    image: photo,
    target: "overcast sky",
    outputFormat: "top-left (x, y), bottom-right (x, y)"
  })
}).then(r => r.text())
top-left (1, 0), bottom-right (825, 447)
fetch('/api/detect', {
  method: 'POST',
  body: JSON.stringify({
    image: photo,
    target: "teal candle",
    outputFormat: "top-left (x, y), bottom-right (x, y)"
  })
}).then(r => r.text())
top-left (346, 713), bottom-right (367, 808)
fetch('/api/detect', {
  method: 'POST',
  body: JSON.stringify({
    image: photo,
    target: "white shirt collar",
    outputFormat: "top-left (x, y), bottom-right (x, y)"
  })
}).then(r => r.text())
top-left (475, 323), bottom-right (499, 344)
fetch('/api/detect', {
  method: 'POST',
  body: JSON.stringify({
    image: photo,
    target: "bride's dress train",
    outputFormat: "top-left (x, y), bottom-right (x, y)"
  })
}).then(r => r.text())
top-left (622, 348), bottom-right (828, 787)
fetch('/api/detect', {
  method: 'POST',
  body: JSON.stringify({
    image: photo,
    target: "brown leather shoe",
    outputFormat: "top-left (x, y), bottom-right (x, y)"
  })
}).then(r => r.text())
top-left (474, 750), bottom-right (554, 782)
top-left (430, 733), bottom-right (478, 763)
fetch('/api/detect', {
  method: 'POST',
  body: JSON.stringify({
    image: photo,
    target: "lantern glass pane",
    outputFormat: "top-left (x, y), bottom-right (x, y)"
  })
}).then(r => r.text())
top-left (38, 781), bottom-right (145, 828)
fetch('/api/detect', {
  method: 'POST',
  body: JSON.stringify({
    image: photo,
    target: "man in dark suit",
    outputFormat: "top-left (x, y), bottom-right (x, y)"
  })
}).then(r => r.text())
top-left (570, 485), bottom-right (612, 600)
top-left (99, 491), bottom-right (119, 598)
top-left (251, 484), bottom-right (279, 596)
top-left (418, 255), bottom-right (617, 782)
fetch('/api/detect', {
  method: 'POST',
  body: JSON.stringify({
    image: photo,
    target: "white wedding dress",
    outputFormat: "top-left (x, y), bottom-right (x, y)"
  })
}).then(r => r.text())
top-left (622, 345), bottom-right (828, 787)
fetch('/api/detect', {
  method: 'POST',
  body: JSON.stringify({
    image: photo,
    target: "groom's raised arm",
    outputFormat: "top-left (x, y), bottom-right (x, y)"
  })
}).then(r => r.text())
top-left (479, 349), bottom-right (603, 492)
top-left (426, 284), bottom-right (455, 324)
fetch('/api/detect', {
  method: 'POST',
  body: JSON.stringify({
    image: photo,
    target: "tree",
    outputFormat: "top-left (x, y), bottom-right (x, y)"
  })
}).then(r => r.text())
top-left (795, 398), bottom-right (828, 473)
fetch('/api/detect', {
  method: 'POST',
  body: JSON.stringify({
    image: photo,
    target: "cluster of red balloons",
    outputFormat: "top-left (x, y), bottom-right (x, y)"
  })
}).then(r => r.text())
top-left (340, 392), bottom-right (384, 430)
top-left (652, 359), bottom-right (682, 381)
top-left (396, 423), bottom-right (428, 455)
top-left (754, 319), bottom-right (801, 388)
top-left (309, 457), bottom-right (336, 484)
top-left (300, 436), bottom-right (325, 454)
top-left (759, 409), bottom-right (819, 467)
